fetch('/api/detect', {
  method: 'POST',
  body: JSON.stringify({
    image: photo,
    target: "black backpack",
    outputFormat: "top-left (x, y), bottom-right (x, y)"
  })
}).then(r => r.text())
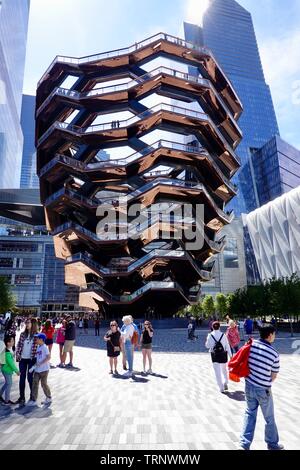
top-left (211, 333), bottom-right (228, 363)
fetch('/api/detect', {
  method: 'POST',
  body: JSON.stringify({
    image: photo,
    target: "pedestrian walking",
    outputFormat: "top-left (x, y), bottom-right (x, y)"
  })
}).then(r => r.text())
top-left (238, 319), bottom-right (245, 340)
top-left (244, 316), bottom-right (254, 338)
top-left (78, 318), bottom-right (83, 334)
top-left (4, 318), bottom-right (16, 350)
top-left (42, 319), bottom-right (55, 356)
top-left (226, 320), bottom-right (240, 354)
top-left (83, 317), bottom-right (89, 335)
top-left (60, 315), bottom-right (76, 368)
top-left (104, 320), bottom-right (121, 374)
top-left (140, 321), bottom-right (154, 374)
top-left (239, 324), bottom-right (283, 450)
top-left (94, 318), bottom-right (100, 336)
top-left (205, 321), bottom-right (232, 393)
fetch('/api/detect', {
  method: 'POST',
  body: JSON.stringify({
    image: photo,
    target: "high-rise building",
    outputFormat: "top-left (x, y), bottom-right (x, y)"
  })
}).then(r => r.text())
top-left (0, 217), bottom-right (81, 316)
top-left (0, 0), bottom-right (30, 188)
top-left (251, 136), bottom-right (300, 207)
top-left (20, 94), bottom-right (39, 189)
top-left (184, 0), bottom-right (280, 215)
top-left (36, 33), bottom-right (242, 317)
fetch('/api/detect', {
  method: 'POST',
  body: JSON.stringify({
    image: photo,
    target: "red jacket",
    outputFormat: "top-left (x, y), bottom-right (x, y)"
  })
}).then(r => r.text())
top-left (228, 338), bottom-right (253, 382)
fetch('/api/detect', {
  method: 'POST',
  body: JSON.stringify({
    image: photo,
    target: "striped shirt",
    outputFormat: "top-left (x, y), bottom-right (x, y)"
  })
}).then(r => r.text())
top-left (246, 339), bottom-right (280, 389)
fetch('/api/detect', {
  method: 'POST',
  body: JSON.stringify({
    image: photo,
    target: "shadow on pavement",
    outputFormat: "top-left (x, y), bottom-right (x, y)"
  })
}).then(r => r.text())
top-left (62, 366), bottom-right (81, 372)
top-left (226, 390), bottom-right (245, 401)
top-left (0, 404), bottom-right (53, 420)
top-left (112, 374), bottom-right (131, 380)
top-left (131, 375), bottom-right (149, 383)
top-left (0, 406), bottom-right (14, 419)
top-left (148, 372), bottom-right (168, 379)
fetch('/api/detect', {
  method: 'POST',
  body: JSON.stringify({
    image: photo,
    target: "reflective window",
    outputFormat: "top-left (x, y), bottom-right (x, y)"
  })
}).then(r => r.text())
top-left (224, 238), bottom-right (239, 268)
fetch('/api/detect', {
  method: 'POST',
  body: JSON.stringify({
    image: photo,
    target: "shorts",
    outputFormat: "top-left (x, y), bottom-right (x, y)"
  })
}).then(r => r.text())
top-left (45, 338), bottom-right (53, 346)
top-left (63, 340), bottom-right (75, 353)
top-left (141, 343), bottom-right (152, 350)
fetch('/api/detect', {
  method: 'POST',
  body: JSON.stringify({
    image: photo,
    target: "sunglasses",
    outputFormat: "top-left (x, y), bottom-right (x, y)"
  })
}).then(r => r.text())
top-left (110, 323), bottom-right (117, 327)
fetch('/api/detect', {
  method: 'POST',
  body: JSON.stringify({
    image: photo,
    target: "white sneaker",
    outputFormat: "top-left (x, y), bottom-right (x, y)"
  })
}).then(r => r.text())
top-left (41, 397), bottom-right (52, 405)
top-left (27, 400), bottom-right (37, 407)
top-left (147, 369), bottom-right (153, 374)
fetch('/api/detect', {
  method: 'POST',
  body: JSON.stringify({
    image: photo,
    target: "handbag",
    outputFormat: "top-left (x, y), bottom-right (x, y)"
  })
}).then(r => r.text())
top-left (109, 338), bottom-right (120, 352)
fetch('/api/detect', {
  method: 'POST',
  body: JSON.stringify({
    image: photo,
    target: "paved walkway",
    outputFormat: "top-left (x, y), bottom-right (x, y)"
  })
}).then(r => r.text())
top-left (0, 329), bottom-right (299, 450)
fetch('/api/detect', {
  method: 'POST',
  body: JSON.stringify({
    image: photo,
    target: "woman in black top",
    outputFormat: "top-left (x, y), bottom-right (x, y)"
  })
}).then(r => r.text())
top-left (83, 318), bottom-right (89, 335)
top-left (104, 321), bottom-right (121, 375)
top-left (140, 321), bottom-right (154, 374)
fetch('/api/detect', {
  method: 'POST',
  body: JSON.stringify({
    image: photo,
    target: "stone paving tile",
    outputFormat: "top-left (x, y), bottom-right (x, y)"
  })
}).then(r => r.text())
top-left (0, 329), bottom-right (299, 450)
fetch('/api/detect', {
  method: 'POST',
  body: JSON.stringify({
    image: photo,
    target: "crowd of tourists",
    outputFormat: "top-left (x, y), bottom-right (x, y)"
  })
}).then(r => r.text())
top-left (0, 312), bottom-right (284, 450)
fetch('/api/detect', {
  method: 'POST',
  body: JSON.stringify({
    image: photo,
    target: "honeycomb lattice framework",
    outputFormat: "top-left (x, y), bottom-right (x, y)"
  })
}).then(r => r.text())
top-left (36, 32), bottom-right (242, 316)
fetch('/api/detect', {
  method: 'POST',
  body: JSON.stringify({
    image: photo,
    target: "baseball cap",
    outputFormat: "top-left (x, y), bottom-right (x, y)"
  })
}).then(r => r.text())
top-left (35, 333), bottom-right (47, 341)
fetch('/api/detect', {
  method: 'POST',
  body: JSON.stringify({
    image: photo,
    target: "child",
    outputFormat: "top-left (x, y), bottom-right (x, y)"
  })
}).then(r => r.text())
top-left (27, 333), bottom-right (52, 407)
top-left (0, 336), bottom-right (20, 405)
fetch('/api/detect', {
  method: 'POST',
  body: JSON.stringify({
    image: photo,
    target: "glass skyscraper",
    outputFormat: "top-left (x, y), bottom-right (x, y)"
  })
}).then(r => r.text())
top-left (0, 0), bottom-right (30, 188)
top-left (251, 135), bottom-right (300, 207)
top-left (20, 94), bottom-right (39, 189)
top-left (184, 0), bottom-right (280, 215)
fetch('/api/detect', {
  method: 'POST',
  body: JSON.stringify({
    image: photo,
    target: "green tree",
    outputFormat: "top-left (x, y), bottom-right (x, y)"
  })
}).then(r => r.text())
top-left (202, 295), bottom-right (215, 318)
top-left (189, 302), bottom-right (203, 319)
top-left (214, 293), bottom-right (228, 319)
top-left (0, 277), bottom-right (16, 314)
top-left (175, 306), bottom-right (189, 318)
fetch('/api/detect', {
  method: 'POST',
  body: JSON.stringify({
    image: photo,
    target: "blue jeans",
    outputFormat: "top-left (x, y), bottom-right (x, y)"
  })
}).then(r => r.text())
top-left (1, 372), bottom-right (13, 402)
top-left (125, 340), bottom-right (133, 372)
top-left (240, 382), bottom-right (279, 449)
top-left (19, 358), bottom-right (35, 401)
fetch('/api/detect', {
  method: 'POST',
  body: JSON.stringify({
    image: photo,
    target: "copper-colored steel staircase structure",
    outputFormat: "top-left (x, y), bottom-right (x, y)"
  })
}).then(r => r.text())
top-left (36, 32), bottom-right (242, 316)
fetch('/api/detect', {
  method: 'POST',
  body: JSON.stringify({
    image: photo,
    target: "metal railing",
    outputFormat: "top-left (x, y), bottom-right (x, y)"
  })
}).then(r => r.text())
top-left (46, 177), bottom-right (233, 224)
top-left (66, 248), bottom-right (186, 274)
top-left (39, 139), bottom-right (207, 177)
top-left (37, 102), bottom-right (210, 146)
top-left (37, 102), bottom-right (241, 167)
top-left (37, 32), bottom-right (213, 87)
top-left (39, 139), bottom-right (236, 195)
top-left (36, 31), bottom-right (242, 112)
top-left (83, 280), bottom-right (181, 303)
top-left (37, 65), bottom-right (241, 130)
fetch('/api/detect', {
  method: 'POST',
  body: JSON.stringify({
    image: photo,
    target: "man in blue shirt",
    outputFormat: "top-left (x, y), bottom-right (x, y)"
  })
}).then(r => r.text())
top-left (244, 316), bottom-right (253, 337)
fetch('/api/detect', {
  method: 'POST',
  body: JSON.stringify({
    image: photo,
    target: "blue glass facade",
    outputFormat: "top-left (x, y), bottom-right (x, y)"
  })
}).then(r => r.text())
top-left (184, 0), bottom-right (280, 215)
top-left (20, 94), bottom-right (39, 188)
top-left (0, 0), bottom-right (30, 188)
top-left (251, 136), bottom-right (300, 207)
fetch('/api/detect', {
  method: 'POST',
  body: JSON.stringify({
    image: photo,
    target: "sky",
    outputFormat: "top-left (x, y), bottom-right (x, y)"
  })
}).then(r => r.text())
top-left (23, 0), bottom-right (300, 149)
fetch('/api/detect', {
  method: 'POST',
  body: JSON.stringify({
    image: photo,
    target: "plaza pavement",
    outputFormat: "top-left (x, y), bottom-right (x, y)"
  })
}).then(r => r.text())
top-left (0, 328), bottom-right (299, 450)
